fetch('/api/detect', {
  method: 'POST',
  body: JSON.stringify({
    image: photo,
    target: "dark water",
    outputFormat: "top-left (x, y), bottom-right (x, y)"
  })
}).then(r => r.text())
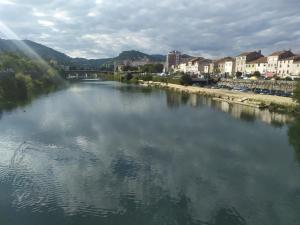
top-left (0, 81), bottom-right (299, 225)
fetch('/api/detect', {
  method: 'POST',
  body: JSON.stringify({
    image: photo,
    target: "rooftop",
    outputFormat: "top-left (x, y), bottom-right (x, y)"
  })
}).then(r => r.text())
top-left (247, 57), bottom-right (268, 64)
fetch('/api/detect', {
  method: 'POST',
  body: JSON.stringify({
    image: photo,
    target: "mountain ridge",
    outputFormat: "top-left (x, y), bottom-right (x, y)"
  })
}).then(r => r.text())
top-left (0, 39), bottom-right (165, 68)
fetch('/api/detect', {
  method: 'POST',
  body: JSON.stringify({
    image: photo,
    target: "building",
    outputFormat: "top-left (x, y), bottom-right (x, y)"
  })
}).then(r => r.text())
top-left (224, 60), bottom-right (235, 76)
top-left (235, 51), bottom-right (263, 75)
top-left (166, 51), bottom-right (181, 72)
top-left (215, 57), bottom-right (235, 76)
top-left (292, 56), bottom-right (300, 77)
top-left (245, 57), bottom-right (268, 75)
top-left (175, 57), bottom-right (212, 76)
top-left (278, 55), bottom-right (300, 77)
top-left (266, 50), bottom-right (294, 77)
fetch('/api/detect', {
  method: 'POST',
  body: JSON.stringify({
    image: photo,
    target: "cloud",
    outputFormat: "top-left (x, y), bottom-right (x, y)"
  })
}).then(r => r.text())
top-left (0, 0), bottom-right (300, 59)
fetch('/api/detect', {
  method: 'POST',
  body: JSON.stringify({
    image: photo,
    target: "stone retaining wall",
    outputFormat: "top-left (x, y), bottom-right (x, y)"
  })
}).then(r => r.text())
top-left (219, 79), bottom-right (297, 92)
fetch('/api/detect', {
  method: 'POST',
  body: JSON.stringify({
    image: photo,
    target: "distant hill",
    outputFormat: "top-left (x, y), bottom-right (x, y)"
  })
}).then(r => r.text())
top-left (0, 39), bottom-right (71, 63)
top-left (115, 50), bottom-right (165, 62)
top-left (0, 39), bottom-right (165, 69)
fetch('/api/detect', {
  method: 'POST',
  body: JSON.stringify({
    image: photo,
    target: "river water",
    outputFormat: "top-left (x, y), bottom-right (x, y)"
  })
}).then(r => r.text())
top-left (0, 81), bottom-right (299, 225)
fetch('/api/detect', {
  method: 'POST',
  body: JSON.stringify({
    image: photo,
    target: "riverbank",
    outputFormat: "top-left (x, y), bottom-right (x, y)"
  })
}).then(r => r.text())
top-left (139, 81), bottom-right (298, 113)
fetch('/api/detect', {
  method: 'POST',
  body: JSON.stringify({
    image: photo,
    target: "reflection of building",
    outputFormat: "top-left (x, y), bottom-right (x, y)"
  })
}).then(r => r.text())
top-left (213, 99), bottom-right (293, 126)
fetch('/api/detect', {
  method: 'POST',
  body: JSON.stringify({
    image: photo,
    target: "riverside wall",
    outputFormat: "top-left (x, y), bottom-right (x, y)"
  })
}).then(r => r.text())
top-left (218, 79), bottom-right (297, 92)
top-left (139, 81), bottom-right (298, 112)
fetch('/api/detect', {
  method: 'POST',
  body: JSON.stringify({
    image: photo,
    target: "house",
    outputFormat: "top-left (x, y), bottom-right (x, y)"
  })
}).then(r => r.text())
top-left (235, 50), bottom-right (263, 75)
top-left (245, 57), bottom-right (268, 75)
top-left (215, 57), bottom-right (235, 76)
top-left (292, 56), bottom-right (300, 77)
top-left (175, 57), bottom-right (212, 76)
top-left (266, 50), bottom-right (294, 77)
top-left (277, 55), bottom-right (300, 77)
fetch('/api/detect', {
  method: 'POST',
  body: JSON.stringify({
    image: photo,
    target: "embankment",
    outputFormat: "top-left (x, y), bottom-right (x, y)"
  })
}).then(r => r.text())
top-left (139, 81), bottom-right (298, 112)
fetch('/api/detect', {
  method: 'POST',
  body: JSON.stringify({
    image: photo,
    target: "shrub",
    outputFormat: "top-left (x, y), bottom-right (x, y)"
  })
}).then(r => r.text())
top-left (179, 74), bottom-right (193, 86)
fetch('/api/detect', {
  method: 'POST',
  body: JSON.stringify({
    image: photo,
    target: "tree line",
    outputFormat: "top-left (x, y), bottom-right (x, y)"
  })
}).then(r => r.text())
top-left (0, 52), bottom-right (65, 107)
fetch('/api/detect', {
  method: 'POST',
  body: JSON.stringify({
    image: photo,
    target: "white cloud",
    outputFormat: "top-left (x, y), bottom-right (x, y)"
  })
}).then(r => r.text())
top-left (0, 0), bottom-right (300, 58)
top-left (0, 0), bottom-right (16, 5)
top-left (38, 20), bottom-right (55, 27)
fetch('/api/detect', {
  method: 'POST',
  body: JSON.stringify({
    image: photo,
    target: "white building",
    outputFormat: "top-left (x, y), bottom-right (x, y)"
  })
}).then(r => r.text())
top-left (266, 50), bottom-right (294, 77)
top-left (245, 57), bottom-right (268, 75)
top-left (175, 57), bottom-right (212, 76)
top-left (278, 55), bottom-right (300, 77)
top-left (235, 51), bottom-right (263, 75)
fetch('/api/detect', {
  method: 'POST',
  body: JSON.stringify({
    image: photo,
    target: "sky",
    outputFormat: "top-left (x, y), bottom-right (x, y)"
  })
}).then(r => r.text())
top-left (0, 0), bottom-right (300, 59)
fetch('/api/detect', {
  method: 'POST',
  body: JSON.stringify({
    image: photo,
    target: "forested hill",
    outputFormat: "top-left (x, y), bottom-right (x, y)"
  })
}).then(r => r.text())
top-left (0, 52), bottom-right (64, 105)
top-left (0, 39), bottom-right (165, 68)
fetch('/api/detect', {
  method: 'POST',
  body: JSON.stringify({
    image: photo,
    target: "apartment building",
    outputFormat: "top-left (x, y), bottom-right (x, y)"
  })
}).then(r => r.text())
top-left (278, 55), bottom-right (300, 77)
top-left (215, 57), bottom-right (235, 76)
top-left (166, 51), bottom-right (181, 72)
top-left (245, 57), bottom-right (268, 75)
top-left (176, 57), bottom-right (212, 75)
top-left (235, 51), bottom-right (263, 74)
top-left (266, 50), bottom-right (294, 77)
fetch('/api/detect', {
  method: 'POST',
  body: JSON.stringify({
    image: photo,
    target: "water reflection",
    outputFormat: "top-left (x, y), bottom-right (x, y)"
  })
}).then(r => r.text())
top-left (288, 116), bottom-right (300, 163)
top-left (0, 82), bottom-right (299, 225)
top-left (165, 90), bottom-right (294, 127)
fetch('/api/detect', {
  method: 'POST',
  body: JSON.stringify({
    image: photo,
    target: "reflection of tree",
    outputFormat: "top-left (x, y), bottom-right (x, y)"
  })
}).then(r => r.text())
top-left (288, 117), bottom-right (300, 163)
top-left (166, 91), bottom-right (190, 109)
top-left (239, 111), bottom-right (255, 122)
top-left (209, 207), bottom-right (247, 225)
top-left (166, 91), bottom-right (181, 108)
top-left (118, 86), bottom-right (153, 95)
top-left (62, 192), bottom-right (247, 225)
top-left (181, 92), bottom-right (190, 105)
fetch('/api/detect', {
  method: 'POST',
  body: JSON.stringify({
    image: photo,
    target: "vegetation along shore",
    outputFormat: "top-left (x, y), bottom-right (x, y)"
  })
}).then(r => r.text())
top-left (0, 53), bottom-right (66, 111)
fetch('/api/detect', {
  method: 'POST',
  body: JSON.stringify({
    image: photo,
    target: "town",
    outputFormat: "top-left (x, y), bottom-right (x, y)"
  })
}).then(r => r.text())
top-left (164, 50), bottom-right (300, 80)
top-left (114, 49), bottom-right (300, 80)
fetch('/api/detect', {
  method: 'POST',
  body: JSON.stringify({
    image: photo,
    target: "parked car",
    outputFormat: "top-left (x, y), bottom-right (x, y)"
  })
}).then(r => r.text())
top-left (261, 89), bottom-right (270, 95)
top-left (282, 92), bottom-right (292, 97)
top-left (275, 90), bottom-right (284, 96)
top-left (254, 88), bottom-right (262, 94)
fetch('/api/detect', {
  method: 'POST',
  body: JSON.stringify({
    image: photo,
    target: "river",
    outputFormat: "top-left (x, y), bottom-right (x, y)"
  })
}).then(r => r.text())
top-left (0, 81), bottom-right (299, 225)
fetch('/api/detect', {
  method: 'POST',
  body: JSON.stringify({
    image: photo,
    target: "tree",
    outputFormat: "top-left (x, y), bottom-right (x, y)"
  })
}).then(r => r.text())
top-left (293, 80), bottom-right (300, 105)
top-left (179, 74), bottom-right (193, 86)
top-left (236, 72), bottom-right (242, 78)
top-left (253, 71), bottom-right (261, 77)
top-left (124, 72), bottom-right (133, 81)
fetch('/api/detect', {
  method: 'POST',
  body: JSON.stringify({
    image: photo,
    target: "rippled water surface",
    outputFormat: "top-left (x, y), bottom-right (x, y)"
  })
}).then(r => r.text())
top-left (0, 82), bottom-right (300, 225)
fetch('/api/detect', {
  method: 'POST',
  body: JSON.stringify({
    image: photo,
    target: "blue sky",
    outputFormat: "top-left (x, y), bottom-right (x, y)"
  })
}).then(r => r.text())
top-left (0, 0), bottom-right (300, 59)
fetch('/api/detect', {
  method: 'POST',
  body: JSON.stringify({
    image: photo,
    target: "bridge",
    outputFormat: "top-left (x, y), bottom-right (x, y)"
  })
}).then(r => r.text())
top-left (64, 69), bottom-right (113, 80)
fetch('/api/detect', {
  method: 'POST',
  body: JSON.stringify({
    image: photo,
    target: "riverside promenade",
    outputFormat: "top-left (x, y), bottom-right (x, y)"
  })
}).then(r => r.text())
top-left (140, 81), bottom-right (297, 111)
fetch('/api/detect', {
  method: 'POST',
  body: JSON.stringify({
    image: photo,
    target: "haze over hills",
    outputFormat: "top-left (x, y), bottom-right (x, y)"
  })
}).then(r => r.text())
top-left (0, 39), bottom-right (166, 69)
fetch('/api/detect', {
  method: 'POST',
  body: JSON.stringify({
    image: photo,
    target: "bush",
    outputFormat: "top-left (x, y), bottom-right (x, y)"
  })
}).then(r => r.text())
top-left (15, 74), bottom-right (33, 100)
top-left (253, 71), bottom-right (261, 77)
top-left (124, 73), bottom-right (133, 81)
top-left (180, 74), bottom-right (193, 86)
top-left (236, 72), bottom-right (242, 78)
top-left (293, 80), bottom-right (300, 105)
top-left (143, 74), bottom-right (153, 81)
